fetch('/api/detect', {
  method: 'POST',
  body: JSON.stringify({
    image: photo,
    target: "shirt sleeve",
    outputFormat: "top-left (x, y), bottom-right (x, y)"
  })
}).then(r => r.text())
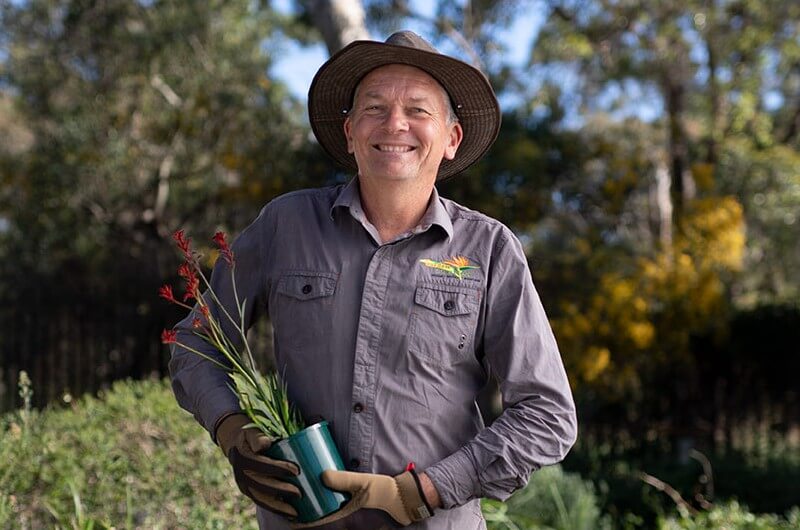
top-left (168, 207), bottom-right (271, 440)
top-left (425, 230), bottom-right (578, 508)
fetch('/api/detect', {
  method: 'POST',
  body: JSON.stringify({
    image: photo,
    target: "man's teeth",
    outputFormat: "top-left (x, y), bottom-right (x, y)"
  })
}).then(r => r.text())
top-left (376, 145), bottom-right (413, 152)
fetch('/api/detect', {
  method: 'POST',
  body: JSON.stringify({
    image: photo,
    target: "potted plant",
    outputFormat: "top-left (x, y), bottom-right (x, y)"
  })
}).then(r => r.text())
top-left (160, 230), bottom-right (348, 523)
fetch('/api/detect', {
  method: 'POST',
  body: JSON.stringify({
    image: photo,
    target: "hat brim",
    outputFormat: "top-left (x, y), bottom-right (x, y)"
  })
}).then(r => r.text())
top-left (308, 39), bottom-right (501, 180)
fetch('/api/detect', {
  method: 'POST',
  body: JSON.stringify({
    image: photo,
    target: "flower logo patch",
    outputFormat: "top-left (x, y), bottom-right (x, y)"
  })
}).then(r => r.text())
top-left (419, 255), bottom-right (479, 280)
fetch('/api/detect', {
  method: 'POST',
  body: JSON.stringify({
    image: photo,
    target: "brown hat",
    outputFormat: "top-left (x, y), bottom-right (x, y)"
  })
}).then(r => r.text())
top-left (308, 31), bottom-right (501, 180)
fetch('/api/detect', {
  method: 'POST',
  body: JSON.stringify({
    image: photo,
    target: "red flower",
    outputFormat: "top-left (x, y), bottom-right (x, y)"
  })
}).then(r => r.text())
top-left (192, 317), bottom-right (203, 329)
top-left (213, 231), bottom-right (235, 266)
top-left (200, 306), bottom-right (210, 317)
top-left (183, 274), bottom-right (199, 302)
top-left (177, 262), bottom-right (200, 302)
top-left (177, 263), bottom-right (193, 280)
top-left (161, 329), bottom-right (178, 344)
top-left (158, 285), bottom-right (177, 303)
top-left (173, 230), bottom-right (192, 260)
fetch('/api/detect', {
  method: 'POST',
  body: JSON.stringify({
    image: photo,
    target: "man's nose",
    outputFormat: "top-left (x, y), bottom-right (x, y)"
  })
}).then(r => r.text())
top-left (381, 106), bottom-right (409, 132)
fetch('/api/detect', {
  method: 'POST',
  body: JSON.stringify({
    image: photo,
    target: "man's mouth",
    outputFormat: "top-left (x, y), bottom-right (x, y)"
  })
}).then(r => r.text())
top-left (373, 144), bottom-right (415, 153)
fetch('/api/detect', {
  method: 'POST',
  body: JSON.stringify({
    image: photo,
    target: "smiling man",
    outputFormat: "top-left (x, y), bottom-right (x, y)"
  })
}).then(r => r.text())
top-left (169, 31), bottom-right (577, 530)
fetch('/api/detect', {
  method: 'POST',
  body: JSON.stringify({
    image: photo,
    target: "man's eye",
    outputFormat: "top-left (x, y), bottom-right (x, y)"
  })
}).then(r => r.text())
top-left (412, 107), bottom-right (429, 114)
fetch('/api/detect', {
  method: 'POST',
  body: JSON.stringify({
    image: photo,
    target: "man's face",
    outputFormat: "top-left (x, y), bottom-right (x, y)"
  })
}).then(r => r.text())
top-left (344, 64), bottom-right (463, 186)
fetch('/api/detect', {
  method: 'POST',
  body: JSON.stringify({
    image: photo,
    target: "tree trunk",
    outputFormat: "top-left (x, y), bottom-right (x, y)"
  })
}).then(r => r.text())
top-left (654, 158), bottom-right (673, 252)
top-left (303, 0), bottom-right (371, 55)
top-left (664, 80), bottom-right (695, 223)
top-left (705, 27), bottom-right (722, 166)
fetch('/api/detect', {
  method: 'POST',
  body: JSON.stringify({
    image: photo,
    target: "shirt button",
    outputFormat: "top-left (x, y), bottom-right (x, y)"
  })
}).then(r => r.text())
top-left (349, 458), bottom-right (360, 469)
top-left (353, 403), bottom-right (364, 413)
top-left (444, 300), bottom-right (455, 311)
top-left (302, 284), bottom-right (312, 294)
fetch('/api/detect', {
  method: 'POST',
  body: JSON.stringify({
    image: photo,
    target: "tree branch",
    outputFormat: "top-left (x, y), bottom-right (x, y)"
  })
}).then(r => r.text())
top-left (639, 471), bottom-right (699, 517)
top-left (150, 75), bottom-right (183, 107)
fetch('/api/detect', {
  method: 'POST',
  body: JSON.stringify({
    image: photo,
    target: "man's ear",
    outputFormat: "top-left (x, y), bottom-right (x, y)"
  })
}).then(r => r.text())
top-left (443, 122), bottom-right (464, 161)
top-left (344, 117), bottom-right (354, 154)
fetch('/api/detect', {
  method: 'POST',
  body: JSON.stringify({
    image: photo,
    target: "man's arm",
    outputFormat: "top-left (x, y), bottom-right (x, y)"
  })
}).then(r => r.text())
top-left (424, 229), bottom-right (578, 508)
top-left (418, 472), bottom-right (442, 509)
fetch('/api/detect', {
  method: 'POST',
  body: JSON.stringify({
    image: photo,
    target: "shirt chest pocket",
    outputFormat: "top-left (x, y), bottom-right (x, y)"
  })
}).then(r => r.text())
top-left (273, 272), bottom-right (338, 354)
top-left (409, 284), bottom-right (481, 367)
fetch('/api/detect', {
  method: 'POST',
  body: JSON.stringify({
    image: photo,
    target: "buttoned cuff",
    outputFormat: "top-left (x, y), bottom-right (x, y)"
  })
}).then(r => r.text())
top-left (424, 447), bottom-right (482, 509)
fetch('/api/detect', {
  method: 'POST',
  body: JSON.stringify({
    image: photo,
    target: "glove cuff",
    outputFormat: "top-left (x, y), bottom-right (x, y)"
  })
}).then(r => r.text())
top-left (214, 411), bottom-right (249, 456)
top-left (395, 470), bottom-right (434, 522)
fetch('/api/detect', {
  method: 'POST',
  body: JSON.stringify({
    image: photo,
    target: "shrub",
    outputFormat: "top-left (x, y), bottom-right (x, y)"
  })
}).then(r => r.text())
top-left (659, 501), bottom-right (800, 530)
top-left (483, 464), bottom-right (609, 530)
top-left (0, 377), bottom-right (257, 529)
top-left (563, 434), bottom-right (800, 527)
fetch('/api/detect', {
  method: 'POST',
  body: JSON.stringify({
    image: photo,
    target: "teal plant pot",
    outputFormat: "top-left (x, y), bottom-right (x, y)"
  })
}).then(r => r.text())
top-left (265, 421), bottom-right (350, 523)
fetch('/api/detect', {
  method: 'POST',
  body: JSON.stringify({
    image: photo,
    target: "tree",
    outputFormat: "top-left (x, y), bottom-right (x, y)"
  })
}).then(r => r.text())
top-left (0, 0), bottom-right (331, 407)
top-left (534, 0), bottom-right (800, 299)
top-left (528, 0), bottom-right (800, 437)
top-left (302, 0), bottom-right (371, 53)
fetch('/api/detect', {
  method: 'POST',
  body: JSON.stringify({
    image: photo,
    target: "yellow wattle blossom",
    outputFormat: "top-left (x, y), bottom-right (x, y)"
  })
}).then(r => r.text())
top-left (581, 346), bottom-right (611, 382)
top-left (628, 322), bottom-right (655, 349)
top-left (552, 195), bottom-right (746, 400)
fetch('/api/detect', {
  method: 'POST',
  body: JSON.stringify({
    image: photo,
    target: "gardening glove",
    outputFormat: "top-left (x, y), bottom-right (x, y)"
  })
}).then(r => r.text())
top-left (291, 469), bottom-right (434, 529)
top-left (216, 412), bottom-right (301, 518)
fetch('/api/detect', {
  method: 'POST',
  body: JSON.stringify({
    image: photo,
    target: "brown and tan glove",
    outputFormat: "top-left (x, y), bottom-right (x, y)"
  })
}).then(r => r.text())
top-left (216, 412), bottom-right (301, 518)
top-left (292, 469), bottom-right (434, 529)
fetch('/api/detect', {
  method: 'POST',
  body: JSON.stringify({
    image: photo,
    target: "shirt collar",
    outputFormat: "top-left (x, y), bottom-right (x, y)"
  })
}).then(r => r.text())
top-left (330, 178), bottom-right (453, 242)
top-left (416, 186), bottom-right (454, 241)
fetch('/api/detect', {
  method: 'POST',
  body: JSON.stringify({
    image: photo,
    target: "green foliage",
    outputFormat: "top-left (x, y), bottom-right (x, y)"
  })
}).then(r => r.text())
top-left (0, 378), bottom-right (257, 529)
top-left (563, 435), bottom-right (800, 529)
top-left (0, 0), bottom-right (334, 412)
top-left (659, 502), bottom-right (800, 530)
top-left (515, 0), bottom-right (800, 440)
top-left (483, 465), bottom-right (608, 530)
top-left (232, 370), bottom-right (306, 439)
top-left (0, 0), bottom-right (331, 301)
top-left (717, 140), bottom-right (800, 304)
top-left (533, 0), bottom-right (800, 306)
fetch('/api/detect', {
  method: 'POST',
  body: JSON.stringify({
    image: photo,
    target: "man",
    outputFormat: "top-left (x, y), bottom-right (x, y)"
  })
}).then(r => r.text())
top-left (169, 31), bottom-right (577, 530)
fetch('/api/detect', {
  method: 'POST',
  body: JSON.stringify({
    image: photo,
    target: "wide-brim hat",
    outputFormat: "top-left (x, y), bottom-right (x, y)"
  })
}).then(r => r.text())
top-left (308, 31), bottom-right (501, 180)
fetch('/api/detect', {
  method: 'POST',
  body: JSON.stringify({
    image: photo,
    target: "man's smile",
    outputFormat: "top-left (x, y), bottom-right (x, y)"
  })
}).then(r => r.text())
top-left (373, 144), bottom-right (416, 153)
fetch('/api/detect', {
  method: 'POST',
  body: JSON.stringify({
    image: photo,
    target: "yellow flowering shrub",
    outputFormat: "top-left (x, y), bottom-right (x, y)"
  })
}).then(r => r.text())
top-left (554, 196), bottom-right (746, 401)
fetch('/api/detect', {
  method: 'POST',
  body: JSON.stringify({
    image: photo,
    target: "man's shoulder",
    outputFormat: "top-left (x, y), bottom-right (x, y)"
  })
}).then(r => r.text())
top-left (440, 196), bottom-right (513, 235)
top-left (246, 184), bottom-right (342, 233)
top-left (265, 184), bottom-right (342, 210)
top-left (439, 196), bottom-right (524, 261)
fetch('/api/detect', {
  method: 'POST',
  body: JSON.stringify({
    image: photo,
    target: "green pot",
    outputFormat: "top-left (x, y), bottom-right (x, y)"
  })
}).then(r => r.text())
top-left (265, 421), bottom-right (350, 523)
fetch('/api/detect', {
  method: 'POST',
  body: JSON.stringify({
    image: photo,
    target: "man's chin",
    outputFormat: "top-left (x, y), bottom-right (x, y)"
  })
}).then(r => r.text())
top-left (363, 171), bottom-right (416, 182)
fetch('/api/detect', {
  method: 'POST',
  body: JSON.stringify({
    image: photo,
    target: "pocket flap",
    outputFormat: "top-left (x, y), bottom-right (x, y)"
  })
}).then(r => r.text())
top-left (277, 273), bottom-right (337, 301)
top-left (414, 286), bottom-right (476, 316)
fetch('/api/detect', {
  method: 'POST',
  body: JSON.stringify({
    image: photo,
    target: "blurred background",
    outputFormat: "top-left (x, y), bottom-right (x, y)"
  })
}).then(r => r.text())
top-left (1, 0), bottom-right (799, 528)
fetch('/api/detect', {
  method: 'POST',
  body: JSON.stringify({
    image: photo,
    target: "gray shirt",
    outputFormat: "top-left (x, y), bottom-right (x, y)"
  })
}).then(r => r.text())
top-left (169, 178), bottom-right (577, 530)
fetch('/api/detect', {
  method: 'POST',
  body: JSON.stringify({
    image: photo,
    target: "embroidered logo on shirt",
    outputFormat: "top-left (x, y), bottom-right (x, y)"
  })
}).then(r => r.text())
top-left (419, 256), bottom-right (479, 280)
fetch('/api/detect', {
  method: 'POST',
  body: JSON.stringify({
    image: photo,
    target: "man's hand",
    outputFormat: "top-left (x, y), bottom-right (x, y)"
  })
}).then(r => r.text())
top-left (216, 413), bottom-right (301, 518)
top-left (291, 469), bottom-right (435, 529)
